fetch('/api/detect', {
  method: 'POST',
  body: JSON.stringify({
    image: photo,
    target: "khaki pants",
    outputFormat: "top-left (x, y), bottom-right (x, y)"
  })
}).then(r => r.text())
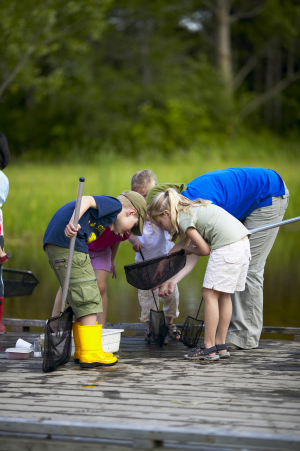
top-left (227, 187), bottom-right (289, 349)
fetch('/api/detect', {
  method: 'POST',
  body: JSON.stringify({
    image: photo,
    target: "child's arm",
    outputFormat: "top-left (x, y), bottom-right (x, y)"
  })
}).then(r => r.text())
top-left (128, 233), bottom-right (142, 252)
top-left (167, 229), bottom-right (191, 253)
top-left (158, 254), bottom-right (200, 297)
top-left (184, 227), bottom-right (210, 256)
top-left (65, 196), bottom-right (97, 237)
top-left (110, 242), bottom-right (120, 279)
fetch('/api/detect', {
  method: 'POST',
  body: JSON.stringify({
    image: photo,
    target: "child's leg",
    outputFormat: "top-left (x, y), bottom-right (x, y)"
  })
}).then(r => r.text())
top-left (215, 291), bottom-right (232, 348)
top-left (203, 287), bottom-right (220, 355)
top-left (162, 285), bottom-right (181, 339)
top-left (94, 269), bottom-right (109, 328)
top-left (51, 286), bottom-right (63, 317)
top-left (138, 288), bottom-right (158, 327)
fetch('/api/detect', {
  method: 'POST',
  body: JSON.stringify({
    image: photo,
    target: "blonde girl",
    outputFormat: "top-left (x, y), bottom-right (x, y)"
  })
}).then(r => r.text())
top-left (148, 188), bottom-right (251, 361)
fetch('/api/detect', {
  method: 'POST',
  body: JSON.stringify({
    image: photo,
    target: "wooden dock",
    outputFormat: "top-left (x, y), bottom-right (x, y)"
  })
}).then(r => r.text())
top-left (0, 324), bottom-right (300, 451)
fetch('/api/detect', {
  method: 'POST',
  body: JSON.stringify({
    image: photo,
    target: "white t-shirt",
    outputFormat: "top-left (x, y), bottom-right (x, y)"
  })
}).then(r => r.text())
top-left (135, 221), bottom-right (174, 262)
top-left (0, 171), bottom-right (9, 207)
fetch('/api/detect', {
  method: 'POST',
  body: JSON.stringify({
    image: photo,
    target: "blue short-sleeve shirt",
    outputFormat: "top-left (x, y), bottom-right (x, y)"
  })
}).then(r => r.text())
top-left (182, 167), bottom-right (285, 221)
top-left (43, 196), bottom-right (122, 253)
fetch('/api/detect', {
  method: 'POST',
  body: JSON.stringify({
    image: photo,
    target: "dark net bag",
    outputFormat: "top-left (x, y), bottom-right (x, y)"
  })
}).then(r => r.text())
top-left (149, 308), bottom-right (168, 347)
top-left (3, 268), bottom-right (39, 297)
top-left (124, 250), bottom-right (186, 290)
top-left (42, 306), bottom-right (73, 373)
top-left (180, 298), bottom-right (204, 348)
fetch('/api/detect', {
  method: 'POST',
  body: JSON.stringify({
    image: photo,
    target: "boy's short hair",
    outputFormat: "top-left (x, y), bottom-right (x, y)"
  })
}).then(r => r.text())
top-left (118, 190), bottom-right (147, 236)
top-left (0, 133), bottom-right (10, 170)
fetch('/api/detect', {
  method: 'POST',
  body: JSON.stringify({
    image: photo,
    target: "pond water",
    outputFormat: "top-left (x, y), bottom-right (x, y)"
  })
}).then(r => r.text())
top-left (2, 226), bottom-right (300, 336)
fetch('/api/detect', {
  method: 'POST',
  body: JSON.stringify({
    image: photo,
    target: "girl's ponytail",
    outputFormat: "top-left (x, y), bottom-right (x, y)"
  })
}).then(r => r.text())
top-left (149, 188), bottom-right (211, 242)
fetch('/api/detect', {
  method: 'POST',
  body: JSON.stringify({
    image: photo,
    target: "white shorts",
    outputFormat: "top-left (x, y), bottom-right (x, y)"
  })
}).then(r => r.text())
top-left (203, 239), bottom-right (251, 294)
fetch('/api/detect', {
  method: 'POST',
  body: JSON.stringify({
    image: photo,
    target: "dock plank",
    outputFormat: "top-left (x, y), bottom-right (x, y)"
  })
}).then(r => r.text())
top-left (0, 331), bottom-right (300, 450)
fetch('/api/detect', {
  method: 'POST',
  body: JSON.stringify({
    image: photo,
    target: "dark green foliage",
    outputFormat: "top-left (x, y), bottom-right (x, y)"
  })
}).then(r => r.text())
top-left (0, 0), bottom-right (300, 157)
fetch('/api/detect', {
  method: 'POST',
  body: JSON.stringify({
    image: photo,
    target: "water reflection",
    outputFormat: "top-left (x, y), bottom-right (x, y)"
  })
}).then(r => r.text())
top-left (3, 229), bottom-right (300, 329)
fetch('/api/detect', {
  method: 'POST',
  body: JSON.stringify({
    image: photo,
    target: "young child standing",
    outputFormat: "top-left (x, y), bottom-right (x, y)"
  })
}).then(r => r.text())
top-left (129, 170), bottom-right (181, 342)
top-left (43, 190), bottom-right (146, 368)
top-left (88, 227), bottom-right (130, 327)
top-left (148, 188), bottom-right (251, 360)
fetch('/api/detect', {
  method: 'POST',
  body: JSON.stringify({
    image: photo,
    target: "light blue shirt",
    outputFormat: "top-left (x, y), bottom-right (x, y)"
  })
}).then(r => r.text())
top-left (0, 171), bottom-right (9, 207)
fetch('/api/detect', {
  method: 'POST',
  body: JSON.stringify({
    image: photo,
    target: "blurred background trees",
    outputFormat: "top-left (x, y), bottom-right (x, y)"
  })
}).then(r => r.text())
top-left (1, 0), bottom-right (300, 157)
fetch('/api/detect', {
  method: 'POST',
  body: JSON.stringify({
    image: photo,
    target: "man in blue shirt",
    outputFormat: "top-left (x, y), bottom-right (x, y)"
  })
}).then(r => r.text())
top-left (146, 167), bottom-right (289, 349)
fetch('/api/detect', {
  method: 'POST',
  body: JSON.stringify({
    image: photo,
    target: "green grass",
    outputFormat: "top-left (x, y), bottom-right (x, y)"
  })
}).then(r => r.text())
top-left (2, 136), bottom-right (300, 326)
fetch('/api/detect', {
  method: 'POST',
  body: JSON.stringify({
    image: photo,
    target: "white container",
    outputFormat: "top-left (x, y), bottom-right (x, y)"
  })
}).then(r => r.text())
top-left (5, 348), bottom-right (32, 359)
top-left (102, 329), bottom-right (124, 353)
top-left (40, 328), bottom-right (124, 356)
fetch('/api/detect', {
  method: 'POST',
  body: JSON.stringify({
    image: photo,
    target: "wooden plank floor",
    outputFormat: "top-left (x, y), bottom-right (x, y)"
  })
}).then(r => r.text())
top-left (0, 331), bottom-right (300, 450)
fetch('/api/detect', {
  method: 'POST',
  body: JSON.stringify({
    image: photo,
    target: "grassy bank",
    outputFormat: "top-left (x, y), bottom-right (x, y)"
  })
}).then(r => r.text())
top-left (2, 138), bottom-right (300, 327)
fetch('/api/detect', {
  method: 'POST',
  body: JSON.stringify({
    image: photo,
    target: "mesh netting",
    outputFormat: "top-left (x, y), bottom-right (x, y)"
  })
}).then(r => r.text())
top-left (42, 306), bottom-right (73, 373)
top-left (149, 309), bottom-right (169, 347)
top-left (124, 250), bottom-right (186, 290)
top-left (180, 315), bottom-right (204, 348)
top-left (3, 268), bottom-right (39, 297)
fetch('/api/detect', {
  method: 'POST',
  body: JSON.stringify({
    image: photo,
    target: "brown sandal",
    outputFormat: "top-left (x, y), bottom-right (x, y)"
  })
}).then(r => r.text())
top-left (167, 324), bottom-right (181, 340)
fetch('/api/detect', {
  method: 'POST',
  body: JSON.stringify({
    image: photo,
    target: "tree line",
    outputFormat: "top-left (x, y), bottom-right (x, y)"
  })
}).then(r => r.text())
top-left (1, 0), bottom-right (300, 156)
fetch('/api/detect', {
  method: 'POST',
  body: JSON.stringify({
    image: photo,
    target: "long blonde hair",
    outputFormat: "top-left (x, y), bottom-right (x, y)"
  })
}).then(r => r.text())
top-left (148, 188), bottom-right (211, 242)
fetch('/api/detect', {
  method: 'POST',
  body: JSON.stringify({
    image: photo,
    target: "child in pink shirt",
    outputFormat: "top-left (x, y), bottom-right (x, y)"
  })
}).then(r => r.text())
top-left (88, 227), bottom-right (130, 326)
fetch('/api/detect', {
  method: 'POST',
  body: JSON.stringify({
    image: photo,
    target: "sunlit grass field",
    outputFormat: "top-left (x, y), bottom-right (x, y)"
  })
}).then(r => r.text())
top-left (2, 138), bottom-right (300, 331)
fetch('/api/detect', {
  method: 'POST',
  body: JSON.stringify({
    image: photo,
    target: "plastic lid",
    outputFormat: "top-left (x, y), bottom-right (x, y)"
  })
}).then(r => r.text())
top-left (5, 348), bottom-right (32, 353)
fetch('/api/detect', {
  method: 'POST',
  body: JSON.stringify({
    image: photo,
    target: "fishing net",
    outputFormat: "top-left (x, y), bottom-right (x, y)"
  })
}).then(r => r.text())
top-left (149, 308), bottom-right (168, 347)
top-left (124, 250), bottom-right (186, 290)
top-left (3, 269), bottom-right (39, 297)
top-left (42, 306), bottom-right (73, 373)
top-left (180, 298), bottom-right (204, 348)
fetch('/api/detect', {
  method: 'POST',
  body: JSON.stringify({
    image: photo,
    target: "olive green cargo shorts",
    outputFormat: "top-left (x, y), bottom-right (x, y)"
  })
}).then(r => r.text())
top-left (45, 244), bottom-right (102, 318)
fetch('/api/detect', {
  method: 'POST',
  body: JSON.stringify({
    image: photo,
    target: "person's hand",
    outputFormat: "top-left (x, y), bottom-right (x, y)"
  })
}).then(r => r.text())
top-left (111, 261), bottom-right (117, 279)
top-left (152, 259), bottom-right (167, 282)
top-left (133, 241), bottom-right (142, 252)
top-left (158, 281), bottom-right (175, 297)
top-left (65, 221), bottom-right (81, 238)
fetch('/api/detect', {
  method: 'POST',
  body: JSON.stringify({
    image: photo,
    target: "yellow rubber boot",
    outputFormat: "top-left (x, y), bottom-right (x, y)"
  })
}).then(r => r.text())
top-left (96, 321), bottom-right (114, 358)
top-left (78, 324), bottom-right (118, 368)
top-left (72, 321), bottom-right (81, 364)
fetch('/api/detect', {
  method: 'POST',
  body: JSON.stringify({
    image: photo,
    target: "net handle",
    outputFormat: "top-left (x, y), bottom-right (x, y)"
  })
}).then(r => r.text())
top-left (249, 215), bottom-right (300, 234)
top-left (139, 249), bottom-right (159, 312)
top-left (61, 177), bottom-right (85, 312)
top-left (195, 297), bottom-right (203, 319)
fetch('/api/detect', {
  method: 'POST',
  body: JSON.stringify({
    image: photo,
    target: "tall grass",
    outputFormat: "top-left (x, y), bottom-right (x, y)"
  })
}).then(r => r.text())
top-left (2, 137), bottom-right (300, 327)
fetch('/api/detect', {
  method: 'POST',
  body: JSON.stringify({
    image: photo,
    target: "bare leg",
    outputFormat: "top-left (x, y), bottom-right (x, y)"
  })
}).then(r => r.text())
top-left (78, 314), bottom-right (97, 326)
top-left (94, 269), bottom-right (109, 328)
top-left (215, 292), bottom-right (232, 354)
top-left (165, 315), bottom-right (173, 326)
top-left (202, 287), bottom-right (220, 355)
top-left (51, 287), bottom-right (63, 317)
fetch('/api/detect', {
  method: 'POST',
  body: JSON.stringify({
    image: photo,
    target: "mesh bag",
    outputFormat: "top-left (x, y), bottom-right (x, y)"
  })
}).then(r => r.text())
top-left (3, 268), bottom-right (39, 297)
top-left (124, 250), bottom-right (186, 290)
top-left (180, 298), bottom-right (204, 348)
top-left (42, 306), bottom-right (73, 373)
top-left (149, 309), bottom-right (169, 347)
